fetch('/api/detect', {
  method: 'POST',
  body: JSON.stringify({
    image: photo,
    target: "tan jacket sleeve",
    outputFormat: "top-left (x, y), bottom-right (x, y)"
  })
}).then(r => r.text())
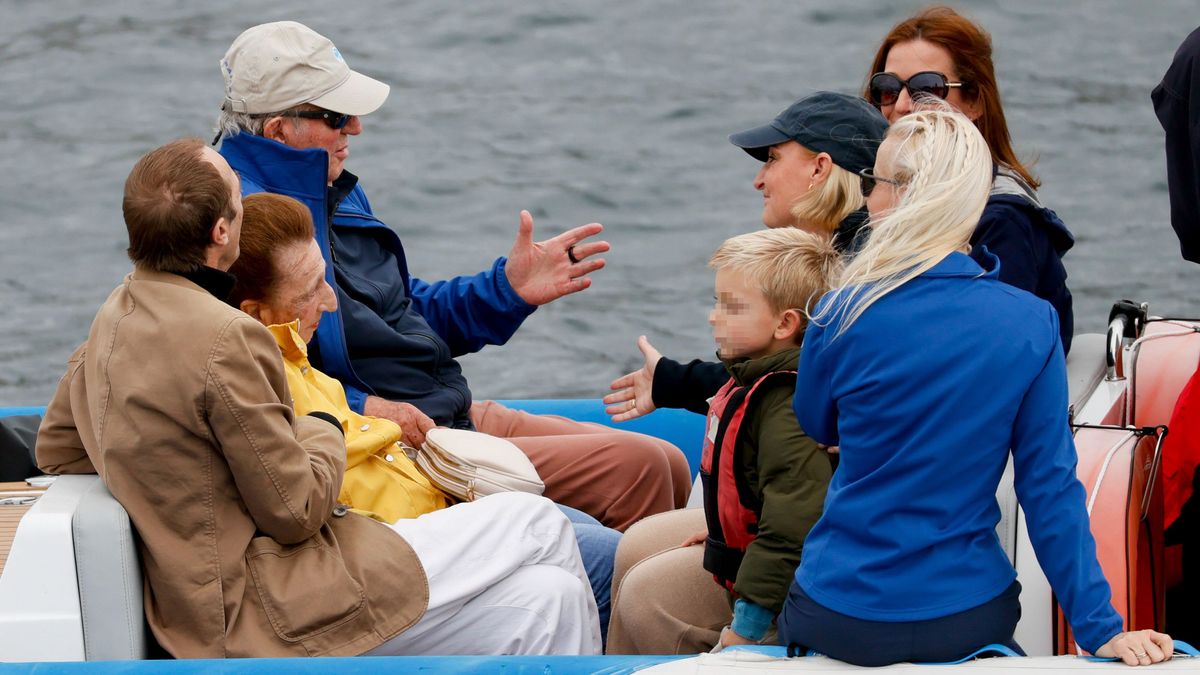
top-left (35, 344), bottom-right (97, 475)
top-left (206, 316), bottom-right (347, 544)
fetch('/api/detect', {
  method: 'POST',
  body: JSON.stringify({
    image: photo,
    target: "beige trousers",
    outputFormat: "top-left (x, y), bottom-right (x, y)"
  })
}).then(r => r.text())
top-left (606, 508), bottom-right (735, 654)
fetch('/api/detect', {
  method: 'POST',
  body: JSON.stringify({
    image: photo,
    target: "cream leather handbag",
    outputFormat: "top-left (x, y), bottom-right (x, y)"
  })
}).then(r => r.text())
top-left (413, 428), bottom-right (545, 501)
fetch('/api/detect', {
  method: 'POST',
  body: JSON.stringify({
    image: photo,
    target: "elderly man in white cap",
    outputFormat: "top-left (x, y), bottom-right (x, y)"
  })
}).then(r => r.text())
top-left (214, 21), bottom-right (691, 533)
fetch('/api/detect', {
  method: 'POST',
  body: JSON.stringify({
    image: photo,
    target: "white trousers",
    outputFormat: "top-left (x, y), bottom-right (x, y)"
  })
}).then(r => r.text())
top-left (366, 492), bottom-right (602, 656)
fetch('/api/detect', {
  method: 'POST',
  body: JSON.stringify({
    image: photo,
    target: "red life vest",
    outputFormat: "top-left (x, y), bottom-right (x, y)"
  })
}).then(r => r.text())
top-left (700, 370), bottom-right (796, 592)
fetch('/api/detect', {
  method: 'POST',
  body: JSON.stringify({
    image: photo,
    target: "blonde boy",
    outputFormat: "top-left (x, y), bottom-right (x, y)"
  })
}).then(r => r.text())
top-left (608, 228), bottom-right (840, 654)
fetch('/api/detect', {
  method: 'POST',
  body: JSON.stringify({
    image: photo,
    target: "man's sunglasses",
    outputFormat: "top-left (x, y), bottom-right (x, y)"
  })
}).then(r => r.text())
top-left (868, 71), bottom-right (964, 107)
top-left (290, 109), bottom-right (353, 130)
top-left (858, 168), bottom-right (902, 198)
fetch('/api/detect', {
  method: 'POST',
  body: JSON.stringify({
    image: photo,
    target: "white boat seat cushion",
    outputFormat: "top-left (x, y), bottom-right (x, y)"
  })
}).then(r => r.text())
top-left (72, 477), bottom-right (148, 660)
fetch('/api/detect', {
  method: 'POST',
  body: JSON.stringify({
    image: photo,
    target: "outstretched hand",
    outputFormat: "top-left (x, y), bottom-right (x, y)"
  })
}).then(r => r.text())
top-left (504, 210), bottom-right (609, 306)
top-left (604, 335), bottom-right (662, 422)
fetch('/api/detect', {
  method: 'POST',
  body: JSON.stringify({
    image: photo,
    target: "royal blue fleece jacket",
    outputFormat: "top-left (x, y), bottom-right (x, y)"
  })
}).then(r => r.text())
top-left (790, 250), bottom-right (1122, 654)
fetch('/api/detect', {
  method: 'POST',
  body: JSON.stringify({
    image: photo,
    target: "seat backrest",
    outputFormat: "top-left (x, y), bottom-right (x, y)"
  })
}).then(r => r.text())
top-left (71, 477), bottom-right (148, 660)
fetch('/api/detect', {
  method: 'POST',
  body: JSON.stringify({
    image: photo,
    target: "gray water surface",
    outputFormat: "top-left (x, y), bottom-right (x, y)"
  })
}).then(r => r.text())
top-left (3, 1), bottom-right (1199, 406)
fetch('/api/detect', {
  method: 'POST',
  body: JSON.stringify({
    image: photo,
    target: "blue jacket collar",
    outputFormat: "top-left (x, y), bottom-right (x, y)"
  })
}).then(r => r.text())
top-left (922, 248), bottom-right (1000, 279)
top-left (219, 132), bottom-right (329, 200)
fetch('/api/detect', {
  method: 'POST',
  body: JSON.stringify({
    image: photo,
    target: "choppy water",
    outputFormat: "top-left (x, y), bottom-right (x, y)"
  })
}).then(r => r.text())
top-left (2, 1), bottom-right (1199, 406)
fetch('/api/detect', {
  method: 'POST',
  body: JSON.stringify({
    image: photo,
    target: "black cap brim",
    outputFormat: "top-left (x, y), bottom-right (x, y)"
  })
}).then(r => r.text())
top-left (728, 123), bottom-right (791, 162)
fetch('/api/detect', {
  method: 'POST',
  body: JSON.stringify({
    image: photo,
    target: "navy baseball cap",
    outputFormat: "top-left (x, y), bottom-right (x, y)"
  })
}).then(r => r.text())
top-left (729, 91), bottom-right (888, 174)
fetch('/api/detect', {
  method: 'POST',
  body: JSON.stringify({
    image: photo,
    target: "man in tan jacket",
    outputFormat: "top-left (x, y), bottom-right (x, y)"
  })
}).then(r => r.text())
top-left (35, 139), bottom-right (599, 657)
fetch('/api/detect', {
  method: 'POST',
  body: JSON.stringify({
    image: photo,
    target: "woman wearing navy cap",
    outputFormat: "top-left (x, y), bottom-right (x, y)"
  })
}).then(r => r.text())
top-left (603, 92), bottom-right (886, 654)
top-left (605, 92), bottom-right (887, 423)
top-left (777, 104), bottom-right (1171, 667)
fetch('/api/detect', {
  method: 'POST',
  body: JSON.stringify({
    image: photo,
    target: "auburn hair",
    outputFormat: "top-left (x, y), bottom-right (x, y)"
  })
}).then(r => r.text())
top-left (228, 192), bottom-right (315, 307)
top-left (863, 5), bottom-right (1039, 188)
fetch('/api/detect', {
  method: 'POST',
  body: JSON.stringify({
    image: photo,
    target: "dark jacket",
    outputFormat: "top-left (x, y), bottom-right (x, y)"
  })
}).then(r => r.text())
top-left (973, 171), bottom-right (1075, 353)
top-left (220, 133), bottom-right (536, 427)
top-left (1153, 25), bottom-right (1200, 263)
top-left (716, 348), bottom-right (830, 614)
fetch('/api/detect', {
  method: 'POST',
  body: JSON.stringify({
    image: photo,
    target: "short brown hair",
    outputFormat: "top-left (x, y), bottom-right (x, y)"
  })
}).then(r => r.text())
top-left (709, 228), bottom-right (841, 317)
top-left (123, 138), bottom-right (237, 272)
top-left (864, 5), bottom-right (1039, 188)
top-left (228, 192), bottom-right (315, 307)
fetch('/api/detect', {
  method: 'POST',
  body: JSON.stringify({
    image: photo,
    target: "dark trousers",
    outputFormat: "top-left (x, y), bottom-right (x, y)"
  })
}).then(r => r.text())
top-left (777, 580), bottom-right (1024, 667)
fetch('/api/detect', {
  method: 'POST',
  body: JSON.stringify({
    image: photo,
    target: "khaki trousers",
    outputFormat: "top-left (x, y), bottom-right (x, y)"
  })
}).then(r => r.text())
top-left (471, 401), bottom-right (692, 531)
top-left (607, 508), bottom-right (735, 654)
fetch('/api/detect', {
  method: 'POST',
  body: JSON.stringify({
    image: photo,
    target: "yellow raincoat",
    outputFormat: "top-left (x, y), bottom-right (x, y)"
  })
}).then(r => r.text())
top-left (268, 322), bottom-right (449, 522)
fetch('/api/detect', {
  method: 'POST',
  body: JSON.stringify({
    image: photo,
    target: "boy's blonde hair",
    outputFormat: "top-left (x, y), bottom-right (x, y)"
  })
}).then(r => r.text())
top-left (708, 228), bottom-right (842, 317)
top-left (788, 146), bottom-right (867, 235)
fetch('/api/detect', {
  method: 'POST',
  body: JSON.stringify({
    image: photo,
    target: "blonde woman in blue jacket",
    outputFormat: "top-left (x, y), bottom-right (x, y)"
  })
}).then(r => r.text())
top-left (778, 106), bottom-right (1172, 666)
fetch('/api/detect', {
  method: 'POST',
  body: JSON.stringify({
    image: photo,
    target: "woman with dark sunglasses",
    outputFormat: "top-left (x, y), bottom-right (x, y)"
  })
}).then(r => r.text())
top-left (863, 5), bottom-right (1076, 353)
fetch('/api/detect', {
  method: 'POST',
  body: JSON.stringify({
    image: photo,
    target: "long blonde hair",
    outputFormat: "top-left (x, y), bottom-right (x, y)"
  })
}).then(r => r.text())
top-left (813, 106), bottom-right (992, 336)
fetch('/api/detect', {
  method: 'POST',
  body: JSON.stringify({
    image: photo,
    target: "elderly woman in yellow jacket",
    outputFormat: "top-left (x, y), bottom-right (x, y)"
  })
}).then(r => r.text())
top-left (228, 192), bottom-right (620, 641)
top-left (261, 321), bottom-right (448, 522)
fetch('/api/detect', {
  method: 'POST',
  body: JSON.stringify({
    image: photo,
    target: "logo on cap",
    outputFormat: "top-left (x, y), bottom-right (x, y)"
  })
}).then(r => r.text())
top-left (220, 58), bottom-right (234, 95)
top-left (331, 47), bottom-right (344, 63)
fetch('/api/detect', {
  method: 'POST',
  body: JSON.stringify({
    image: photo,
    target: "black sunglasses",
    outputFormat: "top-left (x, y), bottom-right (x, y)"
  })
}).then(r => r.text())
top-left (858, 168), bottom-right (902, 198)
top-left (868, 71), bottom-right (964, 107)
top-left (290, 109), bottom-right (353, 130)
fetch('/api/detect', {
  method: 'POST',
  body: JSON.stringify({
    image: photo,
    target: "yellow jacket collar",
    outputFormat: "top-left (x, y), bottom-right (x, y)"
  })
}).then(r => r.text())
top-left (267, 321), bottom-right (308, 362)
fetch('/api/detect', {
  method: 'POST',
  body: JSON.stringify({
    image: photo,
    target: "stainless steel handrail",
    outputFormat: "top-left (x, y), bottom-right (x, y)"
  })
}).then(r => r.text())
top-left (1105, 314), bottom-right (1128, 382)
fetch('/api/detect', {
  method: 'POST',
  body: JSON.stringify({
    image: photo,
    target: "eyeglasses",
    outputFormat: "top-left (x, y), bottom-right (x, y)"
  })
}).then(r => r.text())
top-left (289, 109), bottom-right (354, 130)
top-left (858, 168), bottom-right (902, 197)
top-left (868, 71), bottom-right (964, 107)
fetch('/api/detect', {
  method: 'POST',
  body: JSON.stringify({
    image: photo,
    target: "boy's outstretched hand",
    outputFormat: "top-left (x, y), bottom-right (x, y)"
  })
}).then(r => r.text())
top-left (605, 335), bottom-right (662, 422)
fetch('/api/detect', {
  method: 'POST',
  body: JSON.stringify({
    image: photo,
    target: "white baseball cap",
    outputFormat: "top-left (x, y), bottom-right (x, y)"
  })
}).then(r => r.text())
top-left (220, 21), bottom-right (390, 116)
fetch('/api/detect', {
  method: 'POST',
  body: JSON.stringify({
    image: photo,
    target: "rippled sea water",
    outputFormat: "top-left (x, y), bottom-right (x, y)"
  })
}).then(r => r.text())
top-left (2, 1), bottom-right (1198, 406)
